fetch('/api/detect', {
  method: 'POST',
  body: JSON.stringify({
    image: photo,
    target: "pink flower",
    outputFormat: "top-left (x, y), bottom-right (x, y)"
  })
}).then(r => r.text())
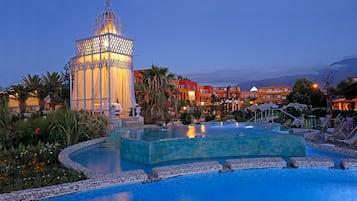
top-left (34, 128), bottom-right (40, 135)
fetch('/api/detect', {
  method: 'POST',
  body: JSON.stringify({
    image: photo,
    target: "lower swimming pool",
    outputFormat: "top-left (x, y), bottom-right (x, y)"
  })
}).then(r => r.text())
top-left (45, 168), bottom-right (357, 201)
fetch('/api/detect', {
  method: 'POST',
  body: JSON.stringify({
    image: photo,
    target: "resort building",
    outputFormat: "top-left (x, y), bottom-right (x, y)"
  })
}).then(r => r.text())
top-left (332, 78), bottom-right (357, 112)
top-left (198, 85), bottom-right (214, 106)
top-left (240, 86), bottom-right (259, 100)
top-left (7, 97), bottom-right (44, 113)
top-left (239, 87), bottom-right (259, 107)
top-left (171, 79), bottom-right (198, 103)
top-left (133, 70), bottom-right (293, 112)
top-left (332, 98), bottom-right (357, 111)
top-left (133, 70), bottom-right (145, 86)
top-left (213, 86), bottom-right (241, 100)
top-left (256, 86), bottom-right (290, 104)
top-left (70, 1), bottom-right (137, 117)
top-left (212, 86), bottom-right (241, 111)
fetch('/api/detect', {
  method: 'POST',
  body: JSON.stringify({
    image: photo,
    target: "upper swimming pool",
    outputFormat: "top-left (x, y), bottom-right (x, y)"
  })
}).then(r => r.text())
top-left (114, 122), bottom-right (286, 141)
top-left (116, 122), bottom-right (305, 164)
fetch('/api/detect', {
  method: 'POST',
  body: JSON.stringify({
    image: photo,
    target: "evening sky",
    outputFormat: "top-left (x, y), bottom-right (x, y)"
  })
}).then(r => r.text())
top-left (1, 0), bottom-right (357, 88)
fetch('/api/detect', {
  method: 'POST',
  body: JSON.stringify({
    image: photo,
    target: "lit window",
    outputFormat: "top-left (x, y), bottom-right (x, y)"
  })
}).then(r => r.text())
top-left (188, 91), bottom-right (195, 101)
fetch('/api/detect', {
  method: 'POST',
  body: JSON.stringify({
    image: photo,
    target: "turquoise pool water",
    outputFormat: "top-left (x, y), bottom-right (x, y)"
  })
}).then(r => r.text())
top-left (117, 122), bottom-right (305, 164)
top-left (70, 122), bottom-right (355, 172)
top-left (70, 142), bottom-right (355, 174)
top-left (45, 169), bottom-right (357, 201)
top-left (63, 123), bottom-right (357, 201)
top-left (114, 122), bottom-right (284, 141)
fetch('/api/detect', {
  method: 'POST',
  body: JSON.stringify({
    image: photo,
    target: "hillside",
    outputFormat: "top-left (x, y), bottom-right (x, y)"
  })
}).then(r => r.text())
top-left (238, 58), bottom-right (357, 91)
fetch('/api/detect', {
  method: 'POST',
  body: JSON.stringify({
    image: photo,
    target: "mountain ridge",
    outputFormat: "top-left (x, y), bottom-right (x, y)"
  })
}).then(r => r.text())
top-left (237, 58), bottom-right (357, 91)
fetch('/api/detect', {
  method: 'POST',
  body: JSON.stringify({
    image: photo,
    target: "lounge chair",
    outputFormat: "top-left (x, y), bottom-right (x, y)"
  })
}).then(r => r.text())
top-left (337, 127), bottom-right (357, 147)
top-left (344, 126), bottom-right (357, 140)
top-left (325, 119), bottom-right (346, 141)
top-left (319, 115), bottom-right (331, 131)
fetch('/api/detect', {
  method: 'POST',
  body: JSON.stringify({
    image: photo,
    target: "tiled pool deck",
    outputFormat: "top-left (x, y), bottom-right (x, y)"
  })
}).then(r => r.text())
top-left (1, 131), bottom-right (357, 201)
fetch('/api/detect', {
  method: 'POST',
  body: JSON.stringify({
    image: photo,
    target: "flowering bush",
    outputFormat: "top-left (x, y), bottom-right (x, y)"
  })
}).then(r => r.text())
top-left (0, 142), bottom-right (85, 193)
top-left (0, 104), bottom-right (106, 193)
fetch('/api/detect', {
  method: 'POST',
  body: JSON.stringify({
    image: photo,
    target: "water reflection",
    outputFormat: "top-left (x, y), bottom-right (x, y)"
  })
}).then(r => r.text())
top-left (88, 192), bottom-right (132, 201)
top-left (118, 122), bottom-right (282, 142)
top-left (200, 124), bottom-right (206, 138)
top-left (186, 125), bottom-right (196, 138)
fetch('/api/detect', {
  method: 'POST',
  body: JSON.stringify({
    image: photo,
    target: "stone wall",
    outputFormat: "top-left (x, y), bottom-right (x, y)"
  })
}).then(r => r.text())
top-left (290, 157), bottom-right (334, 168)
top-left (225, 157), bottom-right (287, 170)
top-left (152, 161), bottom-right (223, 179)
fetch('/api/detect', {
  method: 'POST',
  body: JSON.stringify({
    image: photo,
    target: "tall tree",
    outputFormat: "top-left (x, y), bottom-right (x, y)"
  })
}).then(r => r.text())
top-left (136, 65), bottom-right (177, 123)
top-left (22, 74), bottom-right (48, 111)
top-left (335, 77), bottom-right (354, 93)
top-left (42, 72), bottom-right (63, 110)
top-left (8, 84), bottom-right (29, 114)
top-left (60, 62), bottom-right (71, 106)
top-left (287, 78), bottom-right (326, 107)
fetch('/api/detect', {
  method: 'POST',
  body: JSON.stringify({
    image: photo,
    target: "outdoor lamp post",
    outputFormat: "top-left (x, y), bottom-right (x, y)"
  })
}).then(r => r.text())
top-left (312, 82), bottom-right (332, 118)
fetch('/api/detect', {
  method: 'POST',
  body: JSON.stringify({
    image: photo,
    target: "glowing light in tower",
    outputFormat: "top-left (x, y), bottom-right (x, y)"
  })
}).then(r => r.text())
top-left (70, 0), bottom-right (137, 117)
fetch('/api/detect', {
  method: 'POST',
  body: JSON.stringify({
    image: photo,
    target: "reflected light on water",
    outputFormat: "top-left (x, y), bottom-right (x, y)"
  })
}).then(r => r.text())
top-left (88, 192), bottom-right (132, 201)
top-left (186, 125), bottom-right (196, 138)
top-left (200, 125), bottom-right (206, 137)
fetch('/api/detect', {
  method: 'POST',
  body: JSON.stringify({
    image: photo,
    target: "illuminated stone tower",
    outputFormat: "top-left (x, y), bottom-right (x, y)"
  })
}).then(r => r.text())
top-left (70, 0), bottom-right (137, 118)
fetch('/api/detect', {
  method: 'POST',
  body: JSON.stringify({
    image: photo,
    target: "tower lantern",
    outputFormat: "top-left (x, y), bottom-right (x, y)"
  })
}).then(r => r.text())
top-left (70, 0), bottom-right (137, 118)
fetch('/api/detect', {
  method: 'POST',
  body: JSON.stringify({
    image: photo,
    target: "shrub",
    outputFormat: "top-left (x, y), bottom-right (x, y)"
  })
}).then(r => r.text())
top-left (0, 142), bottom-right (85, 193)
top-left (285, 106), bottom-right (302, 119)
top-left (311, 108), bottom-right (327, 118)
top-left (0, 102), bottom-right (20, 150)
top-left (222, 114), bottom-right (235, 121)
top-left (180, 112), bottom-right (193, 125)
top-left (205, 114), bottom-right (215, 122)
top-left (49, 109), bottom-right (107, 146)
top-left (232, 111), bottom-right (254, 122)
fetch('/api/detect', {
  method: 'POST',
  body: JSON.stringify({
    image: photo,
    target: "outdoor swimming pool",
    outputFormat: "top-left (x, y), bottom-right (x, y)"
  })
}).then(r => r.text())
top-left (70, 142), bottom-right (356, 174)
top-left (116, 122), bottom-right (305, 164)
top-left (114, 122), bottom-right (288, 141)
top-left (59, 122), bottom-right (357, 201)
top-left (45, 168), bottom-right (357, 201)
top-left (70, 122), bottom-right (355, 173)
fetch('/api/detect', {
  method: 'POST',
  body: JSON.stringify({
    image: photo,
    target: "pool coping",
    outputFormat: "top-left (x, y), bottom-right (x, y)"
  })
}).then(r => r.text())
top-left (2, 134), bottom-right (357, 200)
top-left (0, 169), bottom-right (148, 201)
top-left (57, 137), bottom-right (107, 179)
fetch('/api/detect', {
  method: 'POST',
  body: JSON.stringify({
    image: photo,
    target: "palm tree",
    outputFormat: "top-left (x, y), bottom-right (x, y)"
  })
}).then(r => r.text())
top-left (136, 65), bottom-right (178, 124)
top-left (22, 74), bottom-right (48, 111)
top-left (8, 84), bottom-right (29, 114)
top-left (0, 100), bottom-right (16, 149)
top-left (42, 72), bottom-right (63, 110)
